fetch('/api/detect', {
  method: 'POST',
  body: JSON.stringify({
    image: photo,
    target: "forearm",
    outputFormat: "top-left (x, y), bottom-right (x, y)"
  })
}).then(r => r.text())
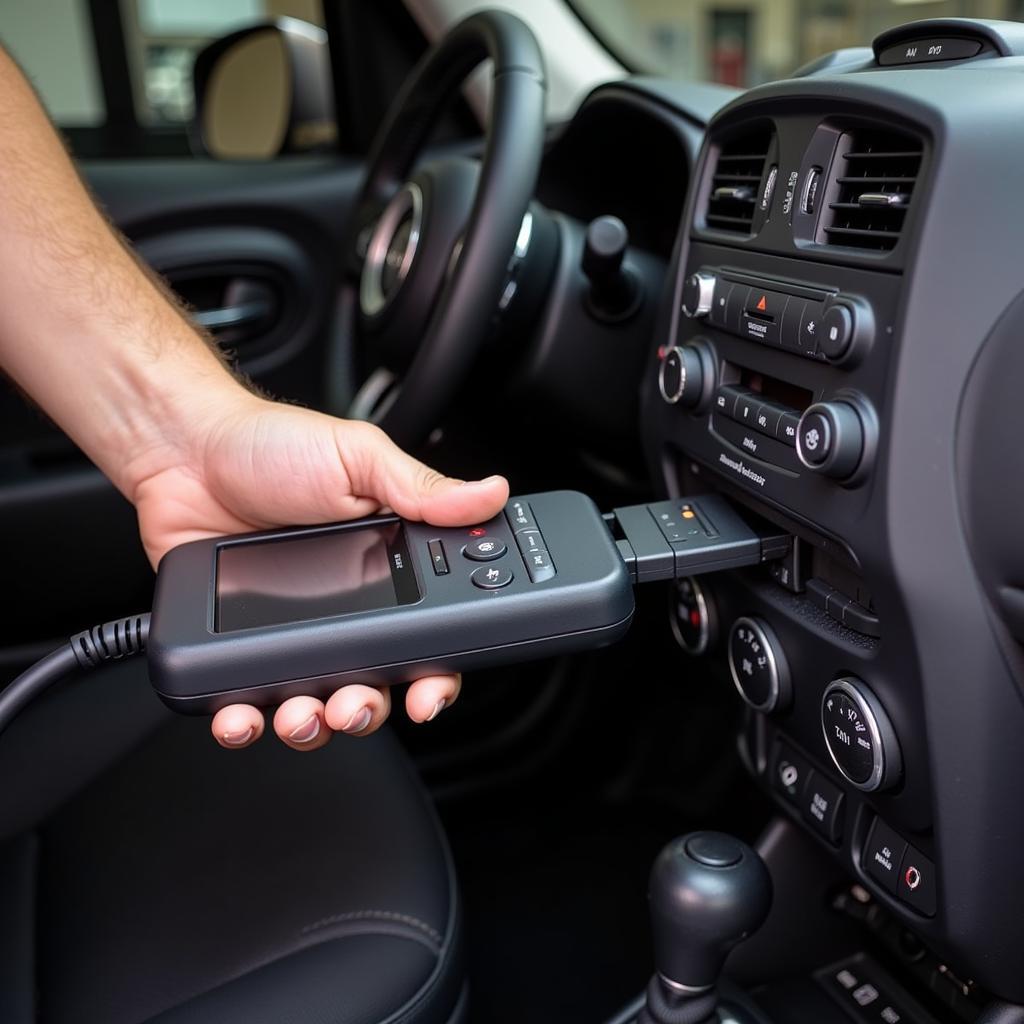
top-left (0, 48), bottom-right (246, 499)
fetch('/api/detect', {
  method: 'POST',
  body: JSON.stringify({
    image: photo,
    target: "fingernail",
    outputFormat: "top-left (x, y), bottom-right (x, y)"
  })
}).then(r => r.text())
top-left (222, 726), bottom-right (254, 746)
top-left (343, 707), bottom-right (373, 734)
top-left (426, 699), bottom-right (447, 722)
top-left (288, 715), bottom-right (321, 744)
top-left (462, 475), bottom-right (502, 487)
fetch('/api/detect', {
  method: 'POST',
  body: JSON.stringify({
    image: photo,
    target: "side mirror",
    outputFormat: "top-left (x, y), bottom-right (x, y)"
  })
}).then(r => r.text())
top-left (192, 18), bottom-right (336, 160)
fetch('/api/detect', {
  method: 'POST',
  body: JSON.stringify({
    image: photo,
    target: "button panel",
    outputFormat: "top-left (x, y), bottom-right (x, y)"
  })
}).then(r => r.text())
top-left (862, 817), bottom-right (937, 917)
top-left (688, 265), bottom-right (869, 364)
top-left (712, 386), bottom-right (805, 470)
top-left (504, 502), bottom-right (557, 583)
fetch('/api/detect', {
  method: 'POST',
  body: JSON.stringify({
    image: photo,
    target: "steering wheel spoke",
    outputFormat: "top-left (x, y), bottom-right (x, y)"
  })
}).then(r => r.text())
top-left (340, 11), bottom-right (546, 449)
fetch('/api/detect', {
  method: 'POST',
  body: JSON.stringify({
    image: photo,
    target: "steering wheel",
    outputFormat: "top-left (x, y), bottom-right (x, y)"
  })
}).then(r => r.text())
top-left (344, 11), bottom-right (546, 449)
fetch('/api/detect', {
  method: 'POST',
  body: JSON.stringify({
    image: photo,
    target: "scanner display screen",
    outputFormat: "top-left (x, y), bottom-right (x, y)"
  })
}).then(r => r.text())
top-left (215, 522), bottom-right (419, 632)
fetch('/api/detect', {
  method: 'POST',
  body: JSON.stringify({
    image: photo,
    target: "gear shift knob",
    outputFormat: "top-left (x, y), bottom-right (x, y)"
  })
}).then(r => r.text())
top-left (648, 831), bottom-right (772, 990)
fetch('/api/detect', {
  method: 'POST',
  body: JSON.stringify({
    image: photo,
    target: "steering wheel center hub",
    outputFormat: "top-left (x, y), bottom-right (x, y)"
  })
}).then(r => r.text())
top-left (360, 182), bottom-right (423, 318)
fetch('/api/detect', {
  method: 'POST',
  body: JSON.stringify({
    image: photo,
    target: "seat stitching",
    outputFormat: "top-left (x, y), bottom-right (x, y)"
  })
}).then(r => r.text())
top-left (300, 909), bottom-right (443, 947)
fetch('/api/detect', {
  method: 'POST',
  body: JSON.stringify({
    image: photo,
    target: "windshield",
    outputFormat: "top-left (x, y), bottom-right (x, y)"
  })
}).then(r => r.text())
top-left (570, 0), bottom-right (1021, 86)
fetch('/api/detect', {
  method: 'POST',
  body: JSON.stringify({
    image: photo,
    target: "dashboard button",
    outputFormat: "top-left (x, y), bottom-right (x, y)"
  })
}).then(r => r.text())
top-left (744, 288), bottom-right (788, 321)
top-left (464, 536), bottom-right (507, 561)
top-left (802, 770), bottom-right (845, 844)
top-left (798, 301), bottom-right (827, 357)
top-left (471, 564), bottom-right (513, 590)
top-left (878, 36), bottom-right (982, 65)
top-left (754, 403), bottom-right (783, 437)
top-left (778, 411), bottom-right (800, 446)
top-left (820, 304), bottom-right (854, 361)
top-left (506, 500), bottom-right (535, 533)
top-left (709, 279), bottom-right (734, 328)
top-left (781, 297), bottom-right (806, 352)
top-left (714, 385), bottom-right (743, 418)
top-left (898, 846), bottom-right (937, 916)
top-left (864, 817), bottom-right (908, 894)
top-left (523, 548), bottom-right (556, 582)
top-left (726, 284), bottom-right (750, 330)
top-left (428, 539), bottom-right (449, 576)
top-left (741, 290), bottom-right (787, 345)
top-left (772, 742), bottom-right (810, 805)
top-left (516, 530), bottom-right (543, 557)
top-left (735, 393), bottom-right (761, 427)
top-left (797, 410), bottom-right (833, 466)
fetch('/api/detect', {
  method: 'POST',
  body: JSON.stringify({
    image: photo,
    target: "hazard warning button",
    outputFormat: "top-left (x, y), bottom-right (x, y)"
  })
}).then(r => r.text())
top-left (741, 289), bottom-right (788, 344)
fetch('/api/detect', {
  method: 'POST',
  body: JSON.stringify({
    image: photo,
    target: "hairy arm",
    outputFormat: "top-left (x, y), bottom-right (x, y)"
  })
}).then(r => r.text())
top-left (0, 48), bottom-right (508, 749)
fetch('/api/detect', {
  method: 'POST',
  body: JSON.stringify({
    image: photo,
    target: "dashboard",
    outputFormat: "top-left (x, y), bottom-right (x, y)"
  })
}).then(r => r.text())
top-left (569, 15), bottom-right (1024, 1013)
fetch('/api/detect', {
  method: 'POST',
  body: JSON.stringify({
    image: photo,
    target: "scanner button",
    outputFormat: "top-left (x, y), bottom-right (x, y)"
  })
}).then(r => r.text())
top-left (516, 530), bottom-right (544, 556)
top-left (464, 537), bottom-right (507, 561)
top-left (471, 565), bottom-right (514, 590)
top-left (506, 500), bottom-right (536, 533)
top-left (525, 549), bottom-right (556, 583)
top-left (428, 539), bottom-right (449, 576)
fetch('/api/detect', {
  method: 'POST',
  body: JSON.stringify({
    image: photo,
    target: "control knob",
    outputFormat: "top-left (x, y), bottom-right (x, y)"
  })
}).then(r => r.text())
top-left (822, 678), bottom-right (902, 792)
top-left (682, 271), bottom-right (716, 318)
top-left (727, 616), bottom-right (791, 713)
top-left (796, 400), bottom-right (870, 480)
top-left (658, 341), bottom-right (713, 409)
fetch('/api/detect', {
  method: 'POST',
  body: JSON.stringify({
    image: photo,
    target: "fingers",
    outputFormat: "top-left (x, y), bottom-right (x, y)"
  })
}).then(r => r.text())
top-left (215, 677), bottom-right (453, 753)
top-left (212, 704), bottom-right (265, 749)
top-left (324, 684), bottom-right (391, 737)
top-left (272, 696), bottom-right (332, 752)
top-left (341, 421), bottom-right (509, 527)
top-left (405, 674), bottom-right (461, 724)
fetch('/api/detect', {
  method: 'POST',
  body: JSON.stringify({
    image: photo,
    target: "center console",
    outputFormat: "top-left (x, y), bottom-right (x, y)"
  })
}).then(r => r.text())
top-left (638, 18), bottom-right (1024, 1020)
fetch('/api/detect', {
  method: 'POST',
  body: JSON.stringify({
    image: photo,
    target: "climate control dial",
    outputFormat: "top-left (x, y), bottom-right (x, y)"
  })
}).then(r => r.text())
top-left (658, 341), bottom-right (714, 410)
top-left (728, 616), bottom-right (791, 713)
top-left (796, 400), bottom-right (869, 480)
top-left (682, 271), bottom-right (716, 318)
top-left (821, 678), bottom-right (902, 792)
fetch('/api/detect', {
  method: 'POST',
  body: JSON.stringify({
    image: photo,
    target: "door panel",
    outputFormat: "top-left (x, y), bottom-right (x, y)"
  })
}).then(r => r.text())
top-left (0, 156), bottom-right (365, 656)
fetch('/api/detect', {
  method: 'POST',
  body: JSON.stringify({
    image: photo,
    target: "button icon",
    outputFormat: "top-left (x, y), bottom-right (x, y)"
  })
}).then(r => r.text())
top-left (806, 319), bottom-right (816, 335)
top-left (756, 294), bottom-right (767, 311)
top-left (904, 865), bottom-right (922, 890)
top-left (804, 428), bottom-right (820, 451)
top-left (852, 984), bottom-right (879, 1007)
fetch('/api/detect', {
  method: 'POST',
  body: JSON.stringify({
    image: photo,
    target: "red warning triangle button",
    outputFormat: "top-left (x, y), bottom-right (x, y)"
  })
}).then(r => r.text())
top-left (756, 294), bottom-right (767, 312)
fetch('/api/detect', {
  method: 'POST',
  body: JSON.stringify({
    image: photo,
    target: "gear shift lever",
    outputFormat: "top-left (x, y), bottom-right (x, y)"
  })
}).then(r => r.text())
top-left (639, 832), bottom-right (772, 1024)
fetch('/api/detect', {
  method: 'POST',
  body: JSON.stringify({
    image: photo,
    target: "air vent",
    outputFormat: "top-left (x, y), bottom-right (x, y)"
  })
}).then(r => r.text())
top-left (820, 126), bottom-right (923, 252)
top-left (704, 125), bottom-right (774, 235)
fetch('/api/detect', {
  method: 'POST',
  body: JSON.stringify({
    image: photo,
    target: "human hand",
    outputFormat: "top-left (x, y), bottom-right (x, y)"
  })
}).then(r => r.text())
top-left (130, 391), bottom-right (508, 750)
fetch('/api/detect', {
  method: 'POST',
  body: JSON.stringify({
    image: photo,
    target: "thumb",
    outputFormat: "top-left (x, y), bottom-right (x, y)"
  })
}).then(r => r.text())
top-left (342, 421), bottom-right (509, 526)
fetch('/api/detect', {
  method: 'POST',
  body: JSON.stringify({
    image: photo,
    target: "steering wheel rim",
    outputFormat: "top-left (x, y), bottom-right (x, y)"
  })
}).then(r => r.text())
top-left (346, 11), bottom-right (547, 449)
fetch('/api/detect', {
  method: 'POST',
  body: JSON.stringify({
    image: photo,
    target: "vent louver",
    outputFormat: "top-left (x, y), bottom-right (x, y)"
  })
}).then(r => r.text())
top-left (704, 125), bottom-right (774, 235)
top-left (820, 126), bottom-right (923, 252)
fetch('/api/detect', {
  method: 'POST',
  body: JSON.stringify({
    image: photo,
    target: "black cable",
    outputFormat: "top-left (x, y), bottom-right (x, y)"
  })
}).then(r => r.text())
top-left (0, 613), bottom-right (151, 739)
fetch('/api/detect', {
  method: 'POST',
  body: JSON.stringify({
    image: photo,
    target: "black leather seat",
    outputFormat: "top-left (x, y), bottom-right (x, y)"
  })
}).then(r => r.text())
top-left (0, 660), bottom-right (465, 1023)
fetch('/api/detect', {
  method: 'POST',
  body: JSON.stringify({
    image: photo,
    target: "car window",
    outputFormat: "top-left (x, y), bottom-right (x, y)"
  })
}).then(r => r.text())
top-left (2, 0), bottom-right (326, 157)
top-left (123, 0), bottom-right (324, 126)
top-left (570, 0), bottom-right (1024, 86)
